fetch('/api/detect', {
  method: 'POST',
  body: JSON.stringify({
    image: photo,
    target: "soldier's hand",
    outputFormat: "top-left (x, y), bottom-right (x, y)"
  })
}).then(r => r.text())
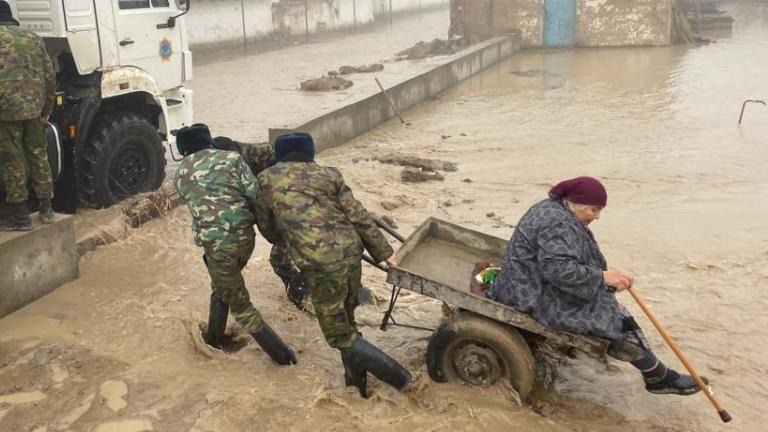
top-left (385, 255), bottom-right (399, 268)
top-left (41, 114), bottom-right (50, 123)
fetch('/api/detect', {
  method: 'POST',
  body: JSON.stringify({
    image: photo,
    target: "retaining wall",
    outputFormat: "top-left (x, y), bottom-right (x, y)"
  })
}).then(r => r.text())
top-left (0, 215), bottom-right (78, 319)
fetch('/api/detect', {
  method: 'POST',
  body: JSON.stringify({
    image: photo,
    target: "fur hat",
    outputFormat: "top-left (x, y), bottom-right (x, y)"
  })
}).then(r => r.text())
top-left (175, 123), bottom-right (213, 156)
top-left (274, 133), bottom-right (315, 162)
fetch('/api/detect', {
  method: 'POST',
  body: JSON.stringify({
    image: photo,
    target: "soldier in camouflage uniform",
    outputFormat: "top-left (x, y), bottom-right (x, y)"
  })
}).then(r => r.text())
top-left (212, 136), bottom-right (310, 310)
top-left (174, 124), bottom-right (296, 365)
top-left (0, 1), bottom-right (57, 231)
top-left (256, 132), bottom-right (412, 398)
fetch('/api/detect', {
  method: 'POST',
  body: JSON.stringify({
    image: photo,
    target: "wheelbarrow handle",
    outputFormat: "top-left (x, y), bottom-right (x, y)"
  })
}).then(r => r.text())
top-left (362, 253), bottom-right (389, 273)
top-left (372, 216), bottom-right (406, 243)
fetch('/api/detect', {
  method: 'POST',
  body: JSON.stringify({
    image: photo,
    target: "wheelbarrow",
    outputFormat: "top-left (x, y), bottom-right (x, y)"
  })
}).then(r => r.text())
top-left (364, 217), bottom-right (608, 401)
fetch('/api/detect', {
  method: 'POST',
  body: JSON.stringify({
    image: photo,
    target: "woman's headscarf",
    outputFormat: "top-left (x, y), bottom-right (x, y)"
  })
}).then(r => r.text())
top-left (549, 176), bottom-right (607, 207)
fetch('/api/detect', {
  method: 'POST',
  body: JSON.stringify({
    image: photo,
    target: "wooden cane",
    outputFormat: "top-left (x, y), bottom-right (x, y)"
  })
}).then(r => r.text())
top-left (627, 287), bottom-right (732, 423)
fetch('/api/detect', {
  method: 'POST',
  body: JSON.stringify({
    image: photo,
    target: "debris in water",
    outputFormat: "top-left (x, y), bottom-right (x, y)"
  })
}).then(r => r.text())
top-left (684, 261), bottom-right (721, 271)
top-left (338, 64), bottom-right (384, 74)
top-left (509, 69), bottom-right (546, 78)
top-left (486, 212), bottom-right (496, 218)
top-left (462, 178), bottom-right (472, 183)
top-left (396, 37), bottom-right (470, 60)
top-left (401, 167), bottom-right (445, 183)
top-left (375, 154), bottom-right (458, 172)
top-left (380, 200), bottom-right (401, 211)
top-left (300, 76), bottom-right (353, 92)
top-left (380, 215), bottom-right (398, 229)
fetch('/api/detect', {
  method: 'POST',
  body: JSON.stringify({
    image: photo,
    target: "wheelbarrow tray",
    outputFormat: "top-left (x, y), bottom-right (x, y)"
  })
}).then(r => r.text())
top-left (386, 217), bottom-right (606, 355)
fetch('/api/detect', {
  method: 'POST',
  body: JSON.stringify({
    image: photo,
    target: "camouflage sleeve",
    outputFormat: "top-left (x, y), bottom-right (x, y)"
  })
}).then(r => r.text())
top-left (40, 37), bottom-right (56, 118)
top-left (333, 168), bottom-right (394, 263)
top-left (236, 155), bottom-right (260, 205)
top-left (253, 173), bottom-right (282, 245)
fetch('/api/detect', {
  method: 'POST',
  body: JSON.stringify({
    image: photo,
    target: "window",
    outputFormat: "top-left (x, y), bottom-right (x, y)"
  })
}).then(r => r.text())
top-left (118, 0), bottom-right (170, 10)
top-left (119, 0), bottom-right (150, 9)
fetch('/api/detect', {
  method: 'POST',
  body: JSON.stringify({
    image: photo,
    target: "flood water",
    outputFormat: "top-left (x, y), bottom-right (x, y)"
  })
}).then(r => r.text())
top-left (319, 1), bottom-right (768, 429)
top-left (1, 2), bottom-right (766, 432)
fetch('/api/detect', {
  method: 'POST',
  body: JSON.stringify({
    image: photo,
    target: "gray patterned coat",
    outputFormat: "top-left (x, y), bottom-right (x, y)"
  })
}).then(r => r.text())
top-left (486, 198), bottom-right (626, 341)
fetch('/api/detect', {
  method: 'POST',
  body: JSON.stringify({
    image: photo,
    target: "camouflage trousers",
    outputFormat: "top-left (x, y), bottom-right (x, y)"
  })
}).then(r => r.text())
top-left (0, 119), bottom-right (53, 203)
top-left (203, 233), bottom-right (265, 333)
top-left (306, 262), bottom-right (362, 350)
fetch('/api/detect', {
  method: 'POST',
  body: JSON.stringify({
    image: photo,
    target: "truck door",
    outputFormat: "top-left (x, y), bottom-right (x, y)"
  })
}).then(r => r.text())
top-left (113, 0), bottom-right (184, 91)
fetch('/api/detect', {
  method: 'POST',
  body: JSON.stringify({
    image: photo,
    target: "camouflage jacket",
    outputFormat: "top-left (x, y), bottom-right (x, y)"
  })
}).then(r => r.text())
top-left (175, 148), bottom-right (260, 249)
top-left (213, 137), bottom-right (276, 176)
top-left (0, 22), bottom-right (56, 121)
top-left (256, 162), bottom-right (393, 273)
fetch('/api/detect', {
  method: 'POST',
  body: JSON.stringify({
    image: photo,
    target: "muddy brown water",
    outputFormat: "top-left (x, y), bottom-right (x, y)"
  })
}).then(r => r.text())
top-left (2, 2), bottom-right (768, 431)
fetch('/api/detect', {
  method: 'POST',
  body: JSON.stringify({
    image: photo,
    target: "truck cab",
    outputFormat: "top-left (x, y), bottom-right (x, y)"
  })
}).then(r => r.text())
top-left (2, 0), bottom-right (194, 211)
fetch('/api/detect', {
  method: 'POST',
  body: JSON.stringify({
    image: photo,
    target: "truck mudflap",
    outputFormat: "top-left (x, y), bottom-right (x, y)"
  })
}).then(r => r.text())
top-left (51, 95), bottom-right (101, 214)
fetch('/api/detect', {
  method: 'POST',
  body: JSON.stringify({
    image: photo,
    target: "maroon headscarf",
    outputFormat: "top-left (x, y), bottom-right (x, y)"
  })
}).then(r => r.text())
top-left (549, 176), bottom-right (607, 207)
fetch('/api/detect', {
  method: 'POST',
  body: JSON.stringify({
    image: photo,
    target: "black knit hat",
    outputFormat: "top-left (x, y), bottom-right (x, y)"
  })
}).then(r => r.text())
top-left (274, 133), bottom-right (315, 162)
top-left (175, 123), bottom-right (213, 156)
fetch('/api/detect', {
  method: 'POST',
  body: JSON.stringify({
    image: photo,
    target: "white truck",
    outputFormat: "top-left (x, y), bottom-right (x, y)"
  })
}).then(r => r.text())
top-left (2, 0), bottom-right (194, 211)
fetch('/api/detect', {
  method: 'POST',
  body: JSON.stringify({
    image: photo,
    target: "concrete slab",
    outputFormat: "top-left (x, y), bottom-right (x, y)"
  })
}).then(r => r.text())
top-left (0, 214), bottom-right (78, 318)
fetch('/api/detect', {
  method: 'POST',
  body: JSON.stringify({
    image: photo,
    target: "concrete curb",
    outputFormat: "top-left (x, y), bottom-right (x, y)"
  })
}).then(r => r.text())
top-left (269, 34), bottom-right (521, 152)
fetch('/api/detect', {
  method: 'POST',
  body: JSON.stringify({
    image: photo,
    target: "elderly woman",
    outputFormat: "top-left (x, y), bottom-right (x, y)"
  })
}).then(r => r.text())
top-left (486, 176), bottom-right (704, 396)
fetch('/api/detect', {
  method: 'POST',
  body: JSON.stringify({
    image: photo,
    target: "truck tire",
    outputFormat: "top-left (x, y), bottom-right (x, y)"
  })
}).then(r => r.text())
top-left (427, 312), bottom-right (536, 400)
top-left (79, 112), bottom-right (165, 208)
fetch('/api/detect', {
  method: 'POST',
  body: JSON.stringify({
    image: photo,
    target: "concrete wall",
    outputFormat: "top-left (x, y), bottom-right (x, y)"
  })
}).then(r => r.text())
top-left (575, 0), bottom-right (672, 46)
top-left (186, 0), bottom-right (449, 50)
top-left (269, 35), bottom-right (520, 152)
top-left (450, 0), bottom-right (672, 47)
top-left (0, 215), bottom-right (78, 318)
top-left (451, 0), bottom-right (542, 47)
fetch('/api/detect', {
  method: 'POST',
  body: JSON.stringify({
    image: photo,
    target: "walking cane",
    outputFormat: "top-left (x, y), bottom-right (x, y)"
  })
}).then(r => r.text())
top-left (627, 287), bottom-right (732, 423)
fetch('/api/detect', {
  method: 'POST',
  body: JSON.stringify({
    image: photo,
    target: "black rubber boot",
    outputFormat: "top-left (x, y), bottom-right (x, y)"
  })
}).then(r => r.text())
top-left (0, 202), bottom-right (32, 232)
top-left (251, 323), bottom-right (297, 365)
top-left (340, 337), bottom-right (412, 398)
top-left (38, 198), bottom-right (55, 224)
top-left (204, 294), bottom-right (229, 349)
top-left (644, 365), bottom-right (708, 396)
top-left (341, 351), bottom-right (368, 397)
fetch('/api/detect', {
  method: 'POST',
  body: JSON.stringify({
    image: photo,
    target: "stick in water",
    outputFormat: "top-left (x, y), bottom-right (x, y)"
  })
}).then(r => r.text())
top-left (627, 287), bottom-right (731, 423)
top-left (375, 77), bottom-right (406, 124)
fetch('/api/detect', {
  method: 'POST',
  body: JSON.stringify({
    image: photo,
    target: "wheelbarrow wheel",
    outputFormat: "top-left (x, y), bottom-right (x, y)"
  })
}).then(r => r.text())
top-left (426, 312), bottom-right (536, 400)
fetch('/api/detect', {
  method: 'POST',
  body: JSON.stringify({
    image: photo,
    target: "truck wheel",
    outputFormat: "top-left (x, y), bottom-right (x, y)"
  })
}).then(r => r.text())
top-left (427, 312), bottom-right (536, 400)
top-left (79, 112), bottom-right (165, 208)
